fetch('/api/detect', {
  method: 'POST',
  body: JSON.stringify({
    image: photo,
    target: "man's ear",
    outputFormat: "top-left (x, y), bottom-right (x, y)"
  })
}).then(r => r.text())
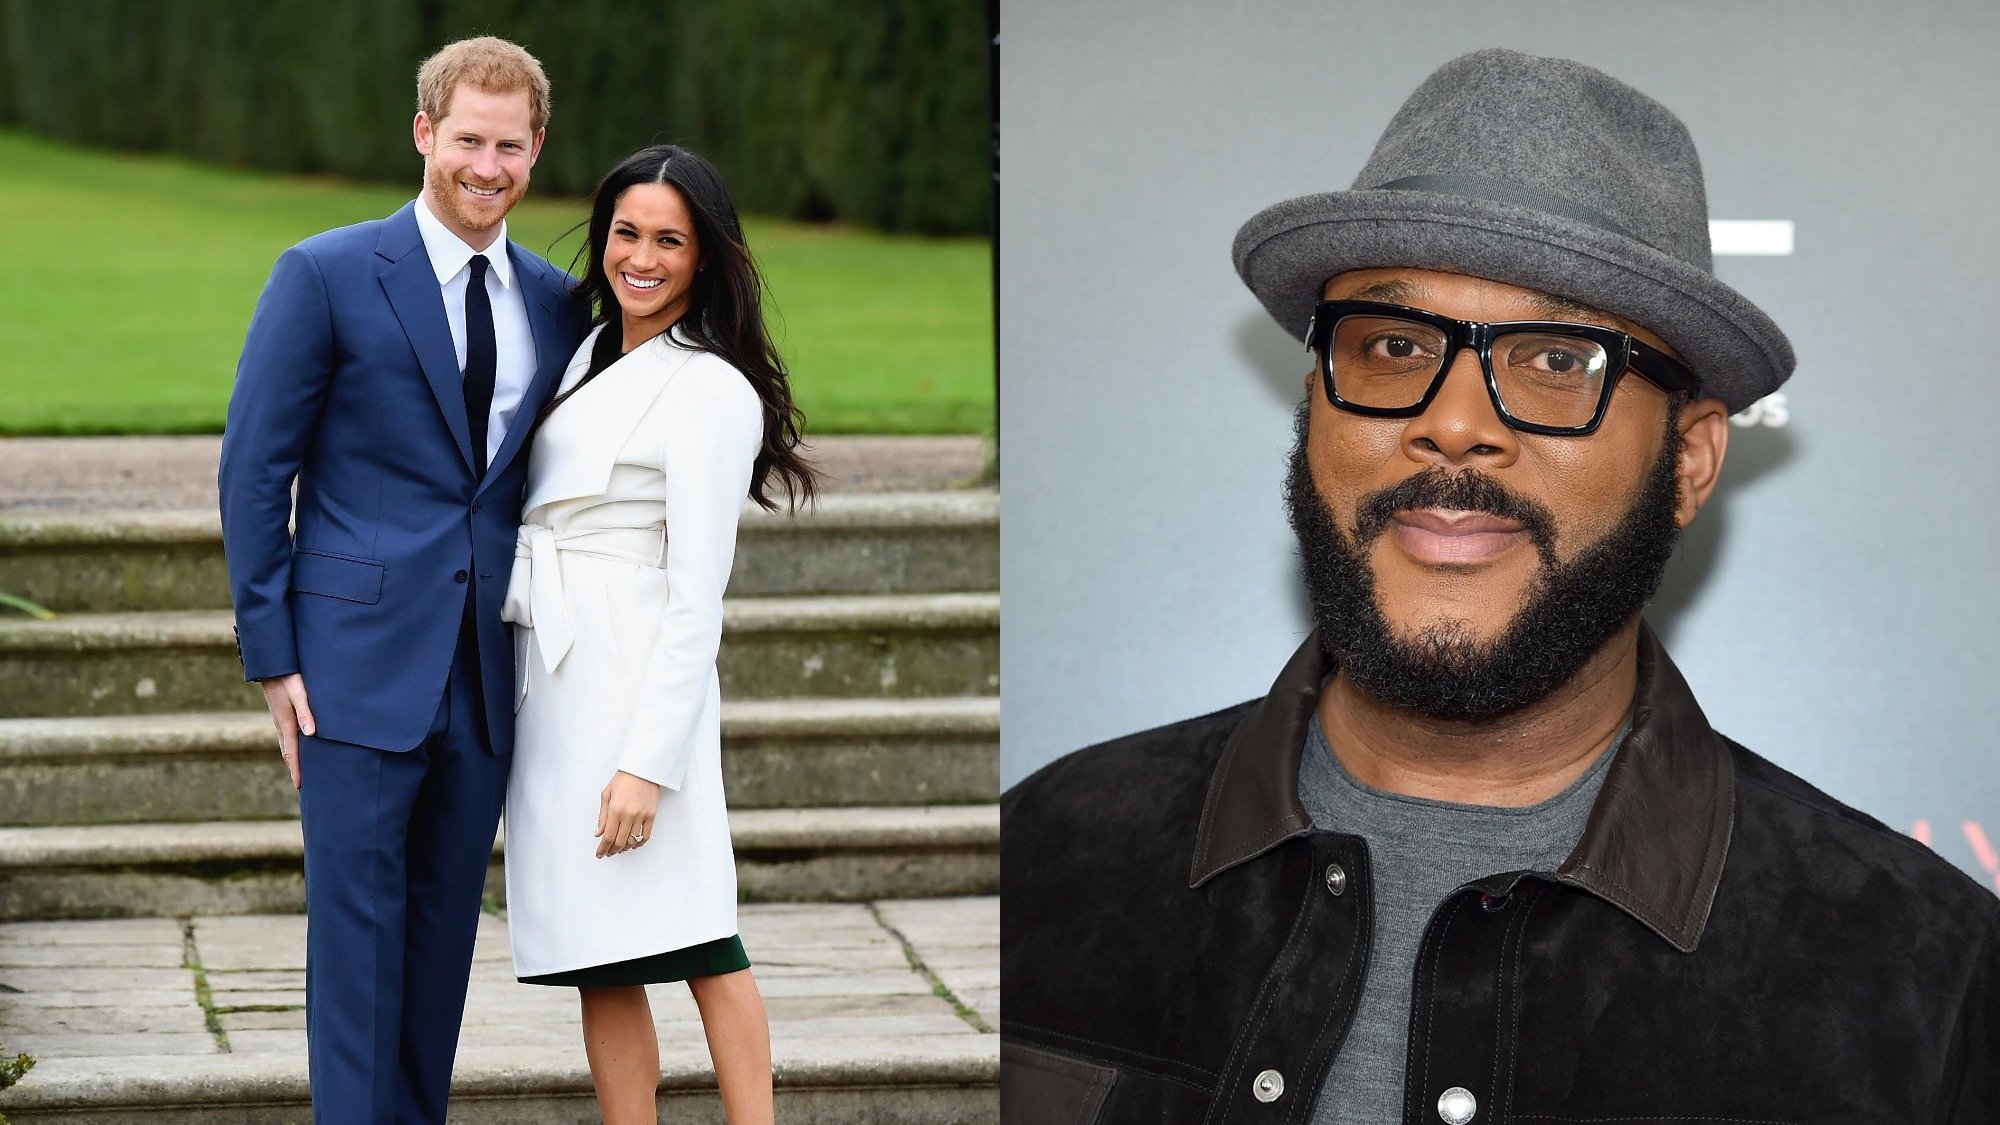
top-left (413, 112), bottom-right (435, 159)
top-left (1673, 396), bottom-right (1731, 528)
top-left (526, 127), bottom-right (546, 167)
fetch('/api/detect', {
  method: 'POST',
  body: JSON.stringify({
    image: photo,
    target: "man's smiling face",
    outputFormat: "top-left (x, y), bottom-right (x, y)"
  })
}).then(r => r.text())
top-left (1289, 266), bottom-right (1730, 717)
top-left (413, 83), bottom-right (542, 246)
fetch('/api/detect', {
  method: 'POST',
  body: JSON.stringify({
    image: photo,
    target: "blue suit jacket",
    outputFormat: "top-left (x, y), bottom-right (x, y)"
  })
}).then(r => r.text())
top-left (219, 202), bottom-right (590, 754)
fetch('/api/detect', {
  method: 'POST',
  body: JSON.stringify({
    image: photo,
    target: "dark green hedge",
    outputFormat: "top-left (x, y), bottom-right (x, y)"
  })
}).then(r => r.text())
top-left (0, 0), bottom-right (990, 234)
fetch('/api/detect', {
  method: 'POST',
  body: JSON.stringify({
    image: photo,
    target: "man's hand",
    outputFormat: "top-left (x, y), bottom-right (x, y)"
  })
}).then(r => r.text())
top-left (596, 771), bottom-right (661, 858)
top-left (259, 673), bottom-right (316, 790)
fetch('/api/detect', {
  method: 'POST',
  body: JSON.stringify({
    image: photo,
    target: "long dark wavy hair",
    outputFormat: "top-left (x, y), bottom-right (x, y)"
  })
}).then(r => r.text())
top-left (543, 144), bottom-right (816, 511)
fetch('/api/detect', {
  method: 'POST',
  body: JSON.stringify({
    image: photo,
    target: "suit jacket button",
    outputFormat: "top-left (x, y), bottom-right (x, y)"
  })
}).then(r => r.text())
top-left (454, 570), bottom-right (468, 583)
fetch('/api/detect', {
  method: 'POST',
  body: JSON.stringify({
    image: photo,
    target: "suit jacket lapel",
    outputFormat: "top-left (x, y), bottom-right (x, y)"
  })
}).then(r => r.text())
top-left (480, 243), bottom-right (567, 494)
top-left (376, 204), bottom-right (476, 475)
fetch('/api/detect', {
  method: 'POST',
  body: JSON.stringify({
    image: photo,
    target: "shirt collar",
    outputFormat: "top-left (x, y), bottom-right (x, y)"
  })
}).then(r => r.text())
top-left (413, 193), bottom-right (515, 290)
top-left (1187, 621), bottom-right (1735, 953)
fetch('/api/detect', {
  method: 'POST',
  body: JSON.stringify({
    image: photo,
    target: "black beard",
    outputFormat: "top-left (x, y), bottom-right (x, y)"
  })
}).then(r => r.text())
top-left (1284, 401), bottom-right (1683, 719)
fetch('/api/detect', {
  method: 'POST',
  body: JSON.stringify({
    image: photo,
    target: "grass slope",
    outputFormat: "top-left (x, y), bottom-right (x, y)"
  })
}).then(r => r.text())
top-left (0, 130), bottom-right (993, 435)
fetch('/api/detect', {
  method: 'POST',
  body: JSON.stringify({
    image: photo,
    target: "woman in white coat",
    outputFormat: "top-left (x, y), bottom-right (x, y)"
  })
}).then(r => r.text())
top-left (501, 144), bottom-right (815, 1124)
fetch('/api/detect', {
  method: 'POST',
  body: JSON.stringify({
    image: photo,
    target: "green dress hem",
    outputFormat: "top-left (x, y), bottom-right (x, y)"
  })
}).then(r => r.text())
top-left (517, 934), bottom-right (749, 987)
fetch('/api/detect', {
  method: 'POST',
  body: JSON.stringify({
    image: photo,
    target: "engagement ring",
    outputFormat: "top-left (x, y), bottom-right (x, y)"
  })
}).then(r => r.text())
top-left (631, 832), bottom-right (645, 844)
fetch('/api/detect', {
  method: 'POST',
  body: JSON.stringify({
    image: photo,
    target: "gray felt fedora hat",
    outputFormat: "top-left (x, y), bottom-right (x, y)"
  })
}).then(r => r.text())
top-left (1232, 48), bottom-right (1793, 413)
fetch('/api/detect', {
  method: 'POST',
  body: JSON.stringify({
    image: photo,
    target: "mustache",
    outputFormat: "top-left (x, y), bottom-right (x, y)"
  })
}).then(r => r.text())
top-left (1354, 468), bottom-right (1558, 563)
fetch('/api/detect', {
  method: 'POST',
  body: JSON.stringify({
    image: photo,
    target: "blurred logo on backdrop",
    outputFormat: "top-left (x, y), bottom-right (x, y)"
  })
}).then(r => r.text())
top-left (1711, 220), bottom-right (1794, 430)
top-left (1709, 218), bottom-right (1993, 893)
top-left (1730, 392), bottom-right (1788, 428)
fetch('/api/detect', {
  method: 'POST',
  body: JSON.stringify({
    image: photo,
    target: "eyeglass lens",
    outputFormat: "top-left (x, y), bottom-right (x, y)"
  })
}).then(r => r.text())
top-left (1329, 313), bottom-right (1611, 429)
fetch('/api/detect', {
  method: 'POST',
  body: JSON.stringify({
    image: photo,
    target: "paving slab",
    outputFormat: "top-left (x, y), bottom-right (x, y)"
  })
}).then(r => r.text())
top-left (0, 992), bottom-right (191, 1012)
top-left (0, 897), bottom-right (996, 1122)
top-left (216, 1009), bottom-right (302, 1032)
top-left (0, 919), bottom-right (181, 947)
top-left (0, 944), bottom-right (186, 969)
top-left (877, 896), bottom-right (1002, 1029)
top-left (0, 968), bottom-right (194, 993)
top-left (201, 969), bottom-right (301, 991)
top-left (0, 1032), bottom-right (219, 1059)
top-left (0, 1006), bottom-right (209, 1038)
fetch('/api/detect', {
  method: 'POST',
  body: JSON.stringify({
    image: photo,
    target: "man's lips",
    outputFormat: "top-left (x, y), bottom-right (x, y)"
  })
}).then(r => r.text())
top-left (1389, 508), bottom-right (1528, 565)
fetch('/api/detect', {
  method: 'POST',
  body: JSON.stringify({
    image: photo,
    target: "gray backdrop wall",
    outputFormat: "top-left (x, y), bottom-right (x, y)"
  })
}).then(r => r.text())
top-left (999, 0), bottom-right (2000, 888)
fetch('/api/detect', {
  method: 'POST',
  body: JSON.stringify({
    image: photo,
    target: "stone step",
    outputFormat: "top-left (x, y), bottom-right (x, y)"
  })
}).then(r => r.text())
top-left (0, 1045), bottom-right (998, 1124)
top-left (0, 593), bottom-right (999, 718)
top-left (0, 805), bottom-right (999, 920)
top-left (0, 898), bottom-right (998, 1123)
top-left (0, 698), bottom-right (999, 826)
top-left (0, 490), bottom-right (998, 613)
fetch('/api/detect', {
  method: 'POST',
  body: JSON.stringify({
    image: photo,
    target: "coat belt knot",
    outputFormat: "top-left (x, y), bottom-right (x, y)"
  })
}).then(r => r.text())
top-left (501, 522), bottom-right (667, 679)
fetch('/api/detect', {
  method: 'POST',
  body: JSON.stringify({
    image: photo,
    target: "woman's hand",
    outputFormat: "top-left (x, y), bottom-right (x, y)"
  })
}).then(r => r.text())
top-left (596, 770), bottom-right (662, 858)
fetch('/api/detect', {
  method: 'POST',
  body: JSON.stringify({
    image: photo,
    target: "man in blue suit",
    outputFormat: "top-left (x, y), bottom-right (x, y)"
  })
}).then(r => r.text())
top-left (219, 36), bottom-right (588, 1122)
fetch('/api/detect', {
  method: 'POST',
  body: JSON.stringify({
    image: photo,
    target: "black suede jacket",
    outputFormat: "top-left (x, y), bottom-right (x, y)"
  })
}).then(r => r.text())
top-left (1001, 626), bottom-right (2000, 1123)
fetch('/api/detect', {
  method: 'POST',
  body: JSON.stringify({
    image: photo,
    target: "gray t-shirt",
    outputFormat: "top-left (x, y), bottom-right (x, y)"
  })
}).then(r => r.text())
top-left (1298, 712), bottom-right (1619, 1125)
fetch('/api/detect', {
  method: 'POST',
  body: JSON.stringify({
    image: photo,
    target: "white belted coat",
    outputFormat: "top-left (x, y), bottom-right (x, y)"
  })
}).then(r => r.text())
top-left (500, 324), bottom-right (762, 977)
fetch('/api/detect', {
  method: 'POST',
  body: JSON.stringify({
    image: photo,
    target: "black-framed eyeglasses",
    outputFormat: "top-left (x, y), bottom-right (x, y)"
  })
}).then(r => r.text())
top-left (1305, 299), bottom-right (1698, 436)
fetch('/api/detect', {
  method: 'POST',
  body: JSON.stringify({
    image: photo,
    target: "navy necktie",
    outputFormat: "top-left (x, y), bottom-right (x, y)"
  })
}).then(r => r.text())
top-left (463, 254), bottom-right (496, 476)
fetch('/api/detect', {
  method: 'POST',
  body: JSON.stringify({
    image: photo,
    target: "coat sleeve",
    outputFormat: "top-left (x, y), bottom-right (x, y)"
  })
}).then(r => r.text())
top-left (614, 359), bottom-right (764, 790)
top-left (217, 245), bottom-right (337, 682)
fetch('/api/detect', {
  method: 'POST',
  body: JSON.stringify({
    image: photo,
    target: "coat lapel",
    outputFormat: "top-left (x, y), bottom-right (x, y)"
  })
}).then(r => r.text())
top-left (376, 204), bottom-right (476, 475)
top-left (520, 334), bottom-right (691, 514)
top-left (479, 243), bottom-right (568, 494)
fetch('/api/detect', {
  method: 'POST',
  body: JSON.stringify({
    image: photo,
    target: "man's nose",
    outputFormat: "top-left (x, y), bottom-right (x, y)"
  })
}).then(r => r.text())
top-left (1399, 349), bottom-right (1519, 469)
top-left (470, 145), bottom-right (504, 180)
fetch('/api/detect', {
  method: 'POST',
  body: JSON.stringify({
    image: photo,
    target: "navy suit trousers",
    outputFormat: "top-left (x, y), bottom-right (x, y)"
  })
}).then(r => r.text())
top-left (297, 590), bottom-right (509, 1124)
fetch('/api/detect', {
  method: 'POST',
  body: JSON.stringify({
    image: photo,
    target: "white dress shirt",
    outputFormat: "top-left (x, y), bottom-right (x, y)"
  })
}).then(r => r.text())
top-left (413, 193), bottom-right (539, 468)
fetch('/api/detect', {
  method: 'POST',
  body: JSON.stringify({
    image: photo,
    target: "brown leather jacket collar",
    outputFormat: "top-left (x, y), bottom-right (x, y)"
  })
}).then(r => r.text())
top-left (1188, 622), bottom-right (1735, 952)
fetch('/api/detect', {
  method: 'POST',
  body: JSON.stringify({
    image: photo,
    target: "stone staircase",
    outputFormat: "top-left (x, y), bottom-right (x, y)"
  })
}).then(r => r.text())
top-left (0, 488), bottom-right (998, 1121)
top-left (0, 492), bottom-right (999, 918)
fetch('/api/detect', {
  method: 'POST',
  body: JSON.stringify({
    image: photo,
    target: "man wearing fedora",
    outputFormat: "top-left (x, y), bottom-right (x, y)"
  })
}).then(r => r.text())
top-left (1001, 48), bottom-right (1999, 1124)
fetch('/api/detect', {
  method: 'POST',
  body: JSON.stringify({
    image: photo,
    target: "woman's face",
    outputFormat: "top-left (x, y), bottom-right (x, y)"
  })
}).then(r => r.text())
top-left (603, 182), bottom-right (702, 342)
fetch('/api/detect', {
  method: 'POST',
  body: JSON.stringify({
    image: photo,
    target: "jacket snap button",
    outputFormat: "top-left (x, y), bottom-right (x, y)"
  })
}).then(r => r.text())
top-left (1324, 864), bottom-right (1347, 896)
top-left (1438, 1086), bottom-right (1477, 1123)
top-left (1252, 1069), bottom-right (1284, 1103)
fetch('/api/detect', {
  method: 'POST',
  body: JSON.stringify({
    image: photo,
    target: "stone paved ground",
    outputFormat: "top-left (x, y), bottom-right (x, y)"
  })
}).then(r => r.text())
top-left (0, 435), bottom-right (990, 512)
top-left (0, 897), bottom-right (996, 1114)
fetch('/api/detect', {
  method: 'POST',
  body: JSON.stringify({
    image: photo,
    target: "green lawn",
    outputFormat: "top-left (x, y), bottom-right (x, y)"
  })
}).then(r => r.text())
top-left (0, 130), bottom-right (993, 435)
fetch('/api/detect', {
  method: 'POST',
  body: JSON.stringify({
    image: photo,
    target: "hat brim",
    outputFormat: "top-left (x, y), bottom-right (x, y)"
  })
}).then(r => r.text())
top-left (1232, 189), bottom-right (1793, 415)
